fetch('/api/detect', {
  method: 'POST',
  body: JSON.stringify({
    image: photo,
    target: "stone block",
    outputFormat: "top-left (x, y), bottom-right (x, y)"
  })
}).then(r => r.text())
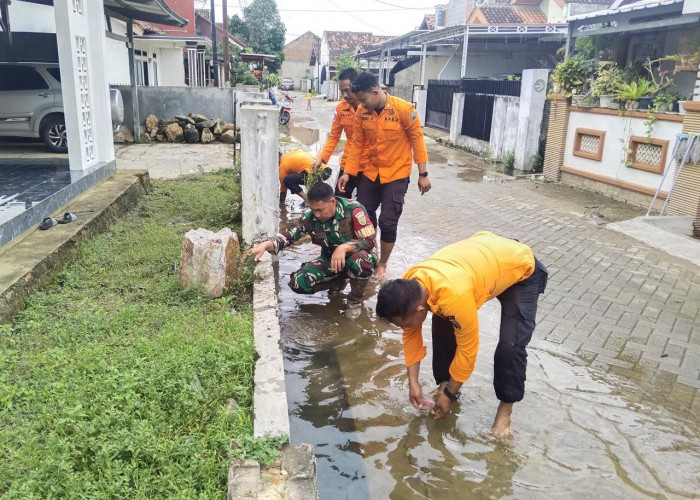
top-left (165, 123), bottom-right (184, 143)
top-left (178, 228), bottom-right (240, 298)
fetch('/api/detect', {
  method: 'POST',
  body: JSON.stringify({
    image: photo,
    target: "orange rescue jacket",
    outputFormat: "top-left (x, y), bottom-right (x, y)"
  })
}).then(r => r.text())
top-left (319, 100), bottom-right (367, 172)
top-left (345, 93), bottom-right (428, 183)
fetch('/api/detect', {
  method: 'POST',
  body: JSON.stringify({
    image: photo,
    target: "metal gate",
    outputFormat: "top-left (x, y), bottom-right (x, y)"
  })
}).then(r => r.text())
top-left (461, 94), bottom-right (495, 141)
top-left (425, 80), bottom-right (461, 131)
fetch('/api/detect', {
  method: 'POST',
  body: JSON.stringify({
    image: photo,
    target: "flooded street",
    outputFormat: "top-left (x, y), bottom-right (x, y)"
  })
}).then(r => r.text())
top-left (276, 99), bottom-right (699, 499)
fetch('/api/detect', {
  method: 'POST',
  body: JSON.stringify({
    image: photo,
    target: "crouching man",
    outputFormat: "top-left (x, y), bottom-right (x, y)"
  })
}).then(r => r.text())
top-left (250, 182), bottom-right (377, 318)
top-left (375, 231), bottom-right (548, 438)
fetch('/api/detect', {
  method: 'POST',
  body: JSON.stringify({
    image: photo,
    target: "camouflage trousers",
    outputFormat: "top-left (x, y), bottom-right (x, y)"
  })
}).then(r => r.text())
top-left (289, 249), bottom-right (377, 294)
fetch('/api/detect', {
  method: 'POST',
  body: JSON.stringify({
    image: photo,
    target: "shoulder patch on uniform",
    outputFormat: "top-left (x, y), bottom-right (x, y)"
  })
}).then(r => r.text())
top-left (410, 110), bottom-right (416, 121)
top-left (445, 315), bottom-right (461, 330)
top-left (354, 209), bottom-right (368, 226)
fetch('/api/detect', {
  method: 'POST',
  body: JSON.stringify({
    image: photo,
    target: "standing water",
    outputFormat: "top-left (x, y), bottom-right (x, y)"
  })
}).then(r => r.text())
top-left (276, 114), bottom-right (698, 499)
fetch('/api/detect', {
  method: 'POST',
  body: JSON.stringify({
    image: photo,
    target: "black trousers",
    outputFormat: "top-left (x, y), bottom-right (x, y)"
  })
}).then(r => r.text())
top-left (432, 257), bottom-right (548, 403)
top-left (356, 175), bottom-right (409, 243)
top-left (283, 172), bottom-right (307, 195)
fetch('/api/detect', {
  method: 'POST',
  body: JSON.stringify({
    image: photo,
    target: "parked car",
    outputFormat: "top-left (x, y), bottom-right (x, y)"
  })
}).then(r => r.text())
top-left (280, 78), bottom-right (295, 91)
top-left (0, 62), bottom-right (123, 153)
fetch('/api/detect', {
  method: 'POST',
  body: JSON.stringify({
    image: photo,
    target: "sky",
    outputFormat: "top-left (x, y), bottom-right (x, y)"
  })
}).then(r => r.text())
top-left (195, 0), bottom-right (439, 44)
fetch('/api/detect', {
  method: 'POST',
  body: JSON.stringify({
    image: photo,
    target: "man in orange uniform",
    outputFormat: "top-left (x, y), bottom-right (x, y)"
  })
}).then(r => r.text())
top-left (279, 149), bottom-right (329, 202)
top-left (375, 232), bottom-right (548, 438)
top-left (311, 68), bottom-right (366, 198)
top-left (339, 72), bottom-right (431, 280)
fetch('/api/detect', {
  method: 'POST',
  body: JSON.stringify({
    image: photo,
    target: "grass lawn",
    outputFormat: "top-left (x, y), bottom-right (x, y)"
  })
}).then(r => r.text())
top-left (0, 170), bottom-right (261, 499)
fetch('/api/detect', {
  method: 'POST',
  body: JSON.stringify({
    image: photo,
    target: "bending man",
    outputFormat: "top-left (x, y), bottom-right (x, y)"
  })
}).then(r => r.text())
top-left (251, 182), bottom-right (377, 318)
top-left (339, 72), bottom-right (430, 280)
top-left (279, 149), bottom-right (330, 202)
top-left (375, 232), bottom-right (548, 438)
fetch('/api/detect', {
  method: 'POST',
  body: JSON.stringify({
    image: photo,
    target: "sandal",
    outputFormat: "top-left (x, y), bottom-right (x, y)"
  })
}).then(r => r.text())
top-left (39, 217), bottom-right (57, 230)
top-left (57, 212), bottom-right (77, 224)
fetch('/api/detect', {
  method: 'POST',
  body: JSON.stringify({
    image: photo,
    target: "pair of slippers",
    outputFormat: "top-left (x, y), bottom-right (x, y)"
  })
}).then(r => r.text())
top-left (39, 212), bottom-right (77, 230)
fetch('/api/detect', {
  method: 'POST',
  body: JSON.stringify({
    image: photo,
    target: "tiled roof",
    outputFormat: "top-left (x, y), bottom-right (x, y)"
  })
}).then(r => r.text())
top-left (479, 5), bottom-right (548, 23)
top-left (133, 20), bottom-right (166, 35)
top-left (419, 14), bottom-right (436, 29)
top-left (324, 31), bottom-right (391, 54)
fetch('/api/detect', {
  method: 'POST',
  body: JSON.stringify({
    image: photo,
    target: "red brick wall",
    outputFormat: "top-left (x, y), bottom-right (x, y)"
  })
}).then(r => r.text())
top-left (153, 0), bottom-right (195, 36)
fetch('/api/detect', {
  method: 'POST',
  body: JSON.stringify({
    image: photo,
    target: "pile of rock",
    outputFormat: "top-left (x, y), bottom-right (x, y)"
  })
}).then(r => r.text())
top-left (142, 113), bottom-right (239, 144)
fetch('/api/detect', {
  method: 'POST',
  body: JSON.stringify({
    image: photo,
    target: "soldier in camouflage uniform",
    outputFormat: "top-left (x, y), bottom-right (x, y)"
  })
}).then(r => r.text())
top-left (250, 182), bottom-right (377, 318)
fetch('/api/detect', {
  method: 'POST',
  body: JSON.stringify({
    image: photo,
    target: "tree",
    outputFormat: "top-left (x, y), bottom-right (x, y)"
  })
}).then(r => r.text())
top-left (335, 51), bottom-right (361, 78)
top-left (228, 0), bottom-right (286, 73)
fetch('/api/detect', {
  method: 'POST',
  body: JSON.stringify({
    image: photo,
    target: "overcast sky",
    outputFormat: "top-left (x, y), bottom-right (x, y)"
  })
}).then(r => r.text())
top-left (196, 0), bottom-right (438, 44)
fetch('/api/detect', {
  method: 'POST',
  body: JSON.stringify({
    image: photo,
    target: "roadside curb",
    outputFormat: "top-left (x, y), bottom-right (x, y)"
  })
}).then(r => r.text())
top-left (0, 170), bottom-right (150, 324)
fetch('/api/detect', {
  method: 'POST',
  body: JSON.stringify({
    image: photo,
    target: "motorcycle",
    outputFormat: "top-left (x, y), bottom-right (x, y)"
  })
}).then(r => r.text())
top-left (279, 93), bottom-right (294, 125)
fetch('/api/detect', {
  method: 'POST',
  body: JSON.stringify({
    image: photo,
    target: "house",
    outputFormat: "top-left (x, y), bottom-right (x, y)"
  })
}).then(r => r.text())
top-left (281, 31), bottom-right (320, 88)
top-left (543, 0), bottom-right (700, 235)
top-left (0, 0), bottom-right (186, 247)
top-left (318, 30), bottom-right (392, 85)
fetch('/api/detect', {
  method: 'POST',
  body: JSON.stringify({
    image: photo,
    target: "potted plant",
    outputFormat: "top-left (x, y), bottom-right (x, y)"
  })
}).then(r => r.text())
top-left (580, 94), bottom-right (599, 108)
top-left (615, 79), bottom-right (654, 110)
top-left (640, 58), bottom-right (674, 109)
top-left (594, 65), bottom-right (624, 109)
top-left (653, 91), bottom-right (685, 113)
top-left (551, 54), bottom-right (596, 102)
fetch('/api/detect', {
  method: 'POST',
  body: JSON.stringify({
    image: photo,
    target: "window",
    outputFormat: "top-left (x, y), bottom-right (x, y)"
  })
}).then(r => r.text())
top-left (142, 61), bottom-right (149, 86)
top-left (573, 128), bottom-right (605, 161)
top-left (627, 136), bottom-right (669, 174)
top-left (46, 67), bottom-right (62, 83)
top-left (0, 66), bottom-right (49, 91)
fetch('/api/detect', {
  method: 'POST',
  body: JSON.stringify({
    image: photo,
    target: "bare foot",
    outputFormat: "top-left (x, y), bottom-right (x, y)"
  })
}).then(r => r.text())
top-left (374, 263), bottom-right (387, 282)
top-left (491, 402), bottom-right (513, 440)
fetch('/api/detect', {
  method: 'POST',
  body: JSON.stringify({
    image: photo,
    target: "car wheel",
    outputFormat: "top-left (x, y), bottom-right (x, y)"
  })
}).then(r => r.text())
top-left (41, 115), bottom-right (68, 153)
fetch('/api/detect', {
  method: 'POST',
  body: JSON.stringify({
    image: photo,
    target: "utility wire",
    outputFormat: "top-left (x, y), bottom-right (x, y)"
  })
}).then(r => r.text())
top-left (324, 0), bottom-right (393, 35)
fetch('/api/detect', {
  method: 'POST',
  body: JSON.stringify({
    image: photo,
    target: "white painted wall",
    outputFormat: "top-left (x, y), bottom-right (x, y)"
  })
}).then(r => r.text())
top-left (463, 44), bottom-right (561, 78)
top-left (7, 2), bottom-right (55, 32)
top-left (564, 110), bottom-right (683, 192)
top-left (159, 47), bottom-right (186, 86)
top-left (391, 56), bottom-right (449, 101)
top-left (438, 50), bottom-right (462, 80)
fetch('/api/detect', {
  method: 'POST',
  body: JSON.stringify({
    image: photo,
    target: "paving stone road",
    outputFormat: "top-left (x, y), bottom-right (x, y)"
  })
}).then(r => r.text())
top-left (288, 92), bottom-right (699, 412)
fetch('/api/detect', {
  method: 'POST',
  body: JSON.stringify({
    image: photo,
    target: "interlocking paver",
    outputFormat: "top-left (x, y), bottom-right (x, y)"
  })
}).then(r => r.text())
top-left (395, 144), bottom-right (700, 401)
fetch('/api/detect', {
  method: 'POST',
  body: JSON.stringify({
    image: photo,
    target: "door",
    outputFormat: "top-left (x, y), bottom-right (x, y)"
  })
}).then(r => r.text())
top-left (0, 65), bottom-right (54, 135)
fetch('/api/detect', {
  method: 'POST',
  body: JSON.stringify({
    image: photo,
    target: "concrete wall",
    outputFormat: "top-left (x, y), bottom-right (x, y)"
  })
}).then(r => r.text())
top-left (8, 1), bottom-right (55, 32)
top-left (462, 43), bottom-right (561, 79)
top-left (114, 86), bottom-right (235, 130)
top-left (446, 0), bottom-right (467, 26)
top-left (438, 51), bottom-right (462, 80)
top-left (391, 56), bottom-right (449, 102)
top-left (489, 96), bottom-right (520, 161)
top-left (564, 110), bottom-right (683, 193)
top-left (105, 36), bottom-right (130, 86)
top-left (281, 60), bottom-right (313, 84)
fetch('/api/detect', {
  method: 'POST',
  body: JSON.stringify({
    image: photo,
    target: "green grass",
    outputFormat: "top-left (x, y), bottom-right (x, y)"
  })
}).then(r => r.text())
top-left (0, 169), bottom-right (261, 499)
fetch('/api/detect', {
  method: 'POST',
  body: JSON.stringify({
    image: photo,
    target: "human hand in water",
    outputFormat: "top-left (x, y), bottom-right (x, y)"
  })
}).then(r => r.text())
top-left (409, 383), bottom-right (433, 410)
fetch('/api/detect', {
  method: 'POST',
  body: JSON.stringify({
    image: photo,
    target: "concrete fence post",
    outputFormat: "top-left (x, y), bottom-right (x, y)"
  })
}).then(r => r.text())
top-left (514, 69), bottom-right (549, 171)
top-left (449, 93), bottom-right (466, 145)
top-left (414, 88), bottom-right (428, 126)
top-left (543, 94), bottom-right (571, 182)
top-left (240, 100), bottom-right (279, 244)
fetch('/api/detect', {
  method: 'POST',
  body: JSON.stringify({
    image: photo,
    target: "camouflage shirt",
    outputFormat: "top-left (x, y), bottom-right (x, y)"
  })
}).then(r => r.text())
top-left (271, 197), bottom-right (376, 256)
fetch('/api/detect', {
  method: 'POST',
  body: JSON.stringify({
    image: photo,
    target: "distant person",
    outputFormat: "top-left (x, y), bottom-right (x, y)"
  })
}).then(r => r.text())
top-left (339, 71), bottom-right (430, 280)
top-left (250, 182), bottom-right (377, 318)
top-left (375, 232), bottom-right (548, 438)
top-left (306, 91), bottom-right (312, 110)
top-left (278, 149), bottom-right (330, 202)
top-left (311, 68), bottom-right (367, 199)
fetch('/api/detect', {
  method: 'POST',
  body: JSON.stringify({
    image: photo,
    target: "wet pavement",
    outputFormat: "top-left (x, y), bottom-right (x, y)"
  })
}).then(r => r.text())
top-left (277, 99), bottom-right (700, 499)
